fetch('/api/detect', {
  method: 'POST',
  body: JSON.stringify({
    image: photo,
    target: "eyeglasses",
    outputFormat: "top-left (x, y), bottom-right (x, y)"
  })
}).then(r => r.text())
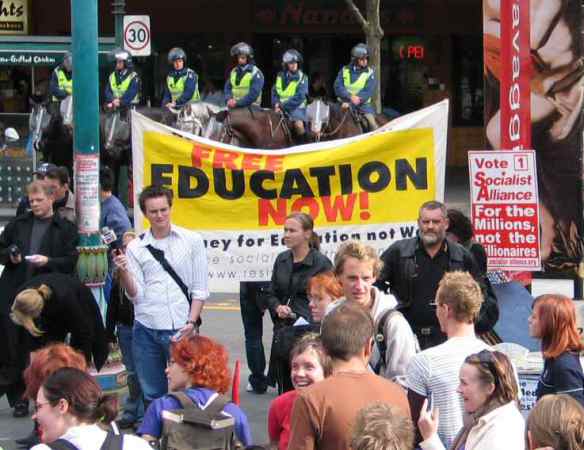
top-left (33, 401), bottom-right (50, 414)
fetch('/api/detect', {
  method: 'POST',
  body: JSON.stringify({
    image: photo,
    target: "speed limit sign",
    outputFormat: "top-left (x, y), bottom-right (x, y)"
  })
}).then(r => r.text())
top-left (123, 15), bottom-right (151, 57)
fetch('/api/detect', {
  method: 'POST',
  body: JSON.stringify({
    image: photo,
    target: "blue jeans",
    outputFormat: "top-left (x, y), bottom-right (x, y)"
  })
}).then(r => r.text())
top-left (240, 281), bottom-right (271, 391)
top-left (132, 321), bottom-right (173, 405)
top-left (117, 324), bottom-right (144, 422)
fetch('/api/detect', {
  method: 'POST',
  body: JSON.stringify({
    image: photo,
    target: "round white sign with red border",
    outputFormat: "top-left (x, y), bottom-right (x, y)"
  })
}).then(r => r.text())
top-left (123, 15), bottom-right (151, 56)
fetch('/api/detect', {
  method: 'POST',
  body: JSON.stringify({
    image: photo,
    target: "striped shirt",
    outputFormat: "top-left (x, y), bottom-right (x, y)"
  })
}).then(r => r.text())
top-left (125, 224), bottom-right (209, 330)
top-left (406, 336), bottom-right (490, 449)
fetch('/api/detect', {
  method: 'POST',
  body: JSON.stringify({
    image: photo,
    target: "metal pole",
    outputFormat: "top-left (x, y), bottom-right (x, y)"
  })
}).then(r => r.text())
top-left (112, 0), bottom-right (126, 48)
top-left (71, 0), bottom-right (108, 292)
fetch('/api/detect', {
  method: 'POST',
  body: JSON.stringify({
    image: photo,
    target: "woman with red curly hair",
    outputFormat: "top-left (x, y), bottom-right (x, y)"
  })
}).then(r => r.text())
top-left (138, 335), bottom-right (252, 446)
top-left (528, 294), bottom-right (584, 406)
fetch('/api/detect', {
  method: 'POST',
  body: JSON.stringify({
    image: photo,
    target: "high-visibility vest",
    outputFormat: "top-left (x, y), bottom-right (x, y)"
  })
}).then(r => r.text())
top-left (109, 71), bottom-right (139, 104)
top-left (167, 69), bottom-right (200, 103)
top-left (342, 66), bottom-right (373, 104)
top-left (230, 66), bottom-right (261, 105)
top-left (275, 70), bottom-right (306, 108)
top-left (52, 68), bottom-right (73, 101)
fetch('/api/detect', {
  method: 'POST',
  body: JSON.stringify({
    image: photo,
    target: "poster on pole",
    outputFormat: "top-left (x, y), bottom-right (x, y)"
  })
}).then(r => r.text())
top-left (483, 0), bottom-right (584, 273)
top-left (469, 150), bottom-right (541, 271)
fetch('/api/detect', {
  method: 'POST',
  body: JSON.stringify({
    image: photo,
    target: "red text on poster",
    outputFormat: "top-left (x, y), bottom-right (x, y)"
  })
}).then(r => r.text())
top-left (469, 150), bottom-right (540, 271)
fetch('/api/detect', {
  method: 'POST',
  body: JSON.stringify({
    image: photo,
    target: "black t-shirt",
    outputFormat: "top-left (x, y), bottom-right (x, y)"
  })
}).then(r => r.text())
top-left (406, 242), bottom-right (450, 328)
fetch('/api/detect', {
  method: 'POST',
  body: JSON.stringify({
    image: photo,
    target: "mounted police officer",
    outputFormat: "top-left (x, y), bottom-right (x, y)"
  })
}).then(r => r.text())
top-left (104, 47), bottom-right (140, 113)
top-left (272, 49), bottom-right (309, 144)
top-left (333, 43), bottom-right (378, 131)
top-left (162, 47), bottom-right (200, 109)
top-left (48, 51), bottom-right (73, 115)
top-left (225, 42), bottom-right (264, 109)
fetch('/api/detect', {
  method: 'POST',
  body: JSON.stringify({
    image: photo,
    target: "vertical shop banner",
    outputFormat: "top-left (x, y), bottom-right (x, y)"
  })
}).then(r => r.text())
top-left (483, 0), bottom-right (584, 273)
top-left (499, 0), bottom-right (531, 149)
top-left (132, 101), bottom-right (448, 292)
top-left (469, 150), bottom-right (540, 271)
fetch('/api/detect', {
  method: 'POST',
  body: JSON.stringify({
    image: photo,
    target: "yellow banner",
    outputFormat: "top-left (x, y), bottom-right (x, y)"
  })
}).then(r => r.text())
top-left (143, 128), bottom-right (435, 230)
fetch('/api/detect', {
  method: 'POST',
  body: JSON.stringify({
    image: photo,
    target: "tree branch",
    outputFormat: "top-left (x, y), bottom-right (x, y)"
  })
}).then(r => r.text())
top-left (344, 0), bottom-right (368, 30)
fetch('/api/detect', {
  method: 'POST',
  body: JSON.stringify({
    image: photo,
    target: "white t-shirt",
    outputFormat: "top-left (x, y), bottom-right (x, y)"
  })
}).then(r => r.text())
top-left (406, 336), bottom-right (490, 449)
top-left (32, 424), bottom-right (151, 450)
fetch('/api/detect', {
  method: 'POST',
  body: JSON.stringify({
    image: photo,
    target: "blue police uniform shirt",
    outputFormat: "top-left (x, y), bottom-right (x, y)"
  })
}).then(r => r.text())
top-left (104, 69), bottom-right (140, 107)
top-left (333, 64), bottom-right (375, 114)
top-left (162, 67), bottom-right (198, 108)
top-left (224, 63), bottom-right (264, 108)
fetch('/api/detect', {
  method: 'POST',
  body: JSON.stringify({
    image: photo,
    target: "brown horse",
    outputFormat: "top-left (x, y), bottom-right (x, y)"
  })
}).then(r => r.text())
top-left (307, 100), bottom-right (391, 142)
top-left (203, 107), bottom-right (293, 149)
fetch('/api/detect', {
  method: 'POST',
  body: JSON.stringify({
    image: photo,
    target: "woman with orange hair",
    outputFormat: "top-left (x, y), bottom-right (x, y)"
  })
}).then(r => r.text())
top-left (528, 294), bottom-right (584, 406)
top-left (138, 335), bottom-right (252, 447)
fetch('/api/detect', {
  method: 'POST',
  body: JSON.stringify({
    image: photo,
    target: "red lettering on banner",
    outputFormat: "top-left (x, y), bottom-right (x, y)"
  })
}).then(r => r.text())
top-left (500, 0), bottom-right (531, 150)
top-left (257, 193), bottom-right (371, 226)
top-left (212, 149), bottom-right (239, 169)
top-left (191, 145), bottom-right (211, 168)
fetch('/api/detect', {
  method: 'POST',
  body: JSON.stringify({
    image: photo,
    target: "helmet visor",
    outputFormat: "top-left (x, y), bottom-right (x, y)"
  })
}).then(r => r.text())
top-left (352, 47), bottom-right (368, 59)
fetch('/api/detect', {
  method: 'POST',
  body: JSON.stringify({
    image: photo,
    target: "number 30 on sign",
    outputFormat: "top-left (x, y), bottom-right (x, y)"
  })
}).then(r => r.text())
top-left (123, 15), bottom-right (151, 57)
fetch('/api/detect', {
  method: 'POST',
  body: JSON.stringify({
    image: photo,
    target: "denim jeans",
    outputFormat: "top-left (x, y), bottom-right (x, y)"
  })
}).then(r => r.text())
top-left (240, 281), bottom-right (271, 391)
top-left (117, 324), bottom-right (144, 422)
top-left (132, 321), bottom-right (173, 405)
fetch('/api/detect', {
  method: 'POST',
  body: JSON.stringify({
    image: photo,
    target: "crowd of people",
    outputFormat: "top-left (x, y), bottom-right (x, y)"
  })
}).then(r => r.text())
top-left (1, 175), bottom-right (583, 450)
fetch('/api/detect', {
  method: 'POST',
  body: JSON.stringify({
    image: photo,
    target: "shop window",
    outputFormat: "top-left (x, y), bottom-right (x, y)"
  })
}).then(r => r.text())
top-left (452, 36), bottom-right (484, 127)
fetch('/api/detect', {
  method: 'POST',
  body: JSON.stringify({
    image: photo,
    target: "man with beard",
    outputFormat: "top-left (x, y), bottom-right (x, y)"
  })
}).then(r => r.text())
top-left (377, 201), bottom-right (494, 349)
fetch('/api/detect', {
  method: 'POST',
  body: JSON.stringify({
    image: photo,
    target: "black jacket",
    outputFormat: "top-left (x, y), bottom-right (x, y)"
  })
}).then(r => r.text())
top-left (18, 273), bottom-right (109, 371)
top-left (265, 248), bottom-right (332, 321)
top-left (105, 274), bottom-right (134, 343)
top-left (0, 212), bottom-right (79, 314)
top-left (377, 237), bottom-right (499, 333)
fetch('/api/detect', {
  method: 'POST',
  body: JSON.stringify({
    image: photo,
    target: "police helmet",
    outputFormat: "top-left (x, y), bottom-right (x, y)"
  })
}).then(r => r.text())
top-left (168, 47), bottom-right (187, 64)
top-left (282, 49), bottom-right (302, 67)
top-left (62, 51), bottom-right (72, 71)
top-left (351, 43), bottom-right (369, 61)
top-left (111, 47), bottom-right (133, 68)
top-left (230, 42), bottom-right (254, 59)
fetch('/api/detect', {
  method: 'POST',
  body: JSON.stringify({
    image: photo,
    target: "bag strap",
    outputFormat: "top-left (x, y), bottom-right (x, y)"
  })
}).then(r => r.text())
top-left (100, 431), bottom-right (124, 450)
top-left (168, 391), bottom-right (199, 410)
top-left (372, 309), bottom-right (398, 373)
top-left (144, 244), bottom-right (191, 306)
top-left (47, 439), bottom-right (80, 450)
top-left (204, 393), bottom-right (230, 418)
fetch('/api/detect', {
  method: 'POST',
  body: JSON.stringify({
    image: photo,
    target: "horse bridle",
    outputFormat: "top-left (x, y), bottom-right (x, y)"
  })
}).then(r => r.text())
top-left (268, 112), bottom-right (293, 146)
top-left (320, 107), bottom-right (350, 140)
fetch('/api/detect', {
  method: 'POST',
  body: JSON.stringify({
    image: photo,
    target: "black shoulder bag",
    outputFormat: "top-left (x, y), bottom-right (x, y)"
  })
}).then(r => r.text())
top-left (144, 243), bottom-right (202, 328)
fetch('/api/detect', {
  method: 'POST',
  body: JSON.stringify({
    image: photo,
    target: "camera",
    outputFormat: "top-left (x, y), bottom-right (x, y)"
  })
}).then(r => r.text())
top-left (101, 227), bottom-right (122, 251)
top-left (9, 244), bottom-right (20, 259)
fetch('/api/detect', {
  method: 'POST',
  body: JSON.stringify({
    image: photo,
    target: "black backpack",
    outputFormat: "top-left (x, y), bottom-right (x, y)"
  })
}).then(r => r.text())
top-left (47, 430), bottom-right (123, 450)
top-left (160, 391), bottom-right (241, 450)
top-left (371, 308), bottom-right (400, 374)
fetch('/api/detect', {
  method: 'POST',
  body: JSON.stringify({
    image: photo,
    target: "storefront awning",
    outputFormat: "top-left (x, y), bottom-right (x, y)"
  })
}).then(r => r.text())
top-left (0, 36), bottom-right (115, 66)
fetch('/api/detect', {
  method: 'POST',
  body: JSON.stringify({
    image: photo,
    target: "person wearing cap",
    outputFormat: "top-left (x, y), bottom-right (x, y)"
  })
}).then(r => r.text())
top-left (272, 49), bottom-right (309, 144)
top-left (49, 51), bottom-right (73, 106)
top-left (161, 47), bottom-right (200, 109)
top-left (333, 43), bottom-right (378, 131)
top-left (15, 163), bottom-right (57, 217)
top-left (104, 47), bottom-right (140, 111)
top-left (225, 42), bottom-right (264, 109)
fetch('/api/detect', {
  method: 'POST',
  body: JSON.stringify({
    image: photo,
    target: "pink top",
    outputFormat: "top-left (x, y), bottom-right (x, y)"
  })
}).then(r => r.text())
top-left (268, 389), bottom-right (299, 450)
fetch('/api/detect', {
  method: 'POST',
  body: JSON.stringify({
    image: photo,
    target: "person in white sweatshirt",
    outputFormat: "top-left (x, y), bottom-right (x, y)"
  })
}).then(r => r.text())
top-left (418, 350), bottom-right (525, 450)
top-left (332, 240), bottom-right (419, 384)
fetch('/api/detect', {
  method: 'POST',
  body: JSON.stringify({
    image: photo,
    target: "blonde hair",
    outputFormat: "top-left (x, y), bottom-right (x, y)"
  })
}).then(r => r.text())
top-left (527, 394), bottom-right (584, 450)
top-left (436, 271), bottom-right (483, 323)
top-left (11, 285), bottom-right (52, 337)
top-left (351, 402), bottom-right (415, 450)
top-left (334, 240), bottom-right (383, 277)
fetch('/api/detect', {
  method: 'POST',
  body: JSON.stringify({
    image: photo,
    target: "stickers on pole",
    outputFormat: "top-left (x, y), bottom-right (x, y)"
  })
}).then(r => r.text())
top-left (469, 150), bottom-right (540, 271)
top-left (123, 15), bottom-right (151, 57)
top-left (75, 154), bottom-right (100, 234)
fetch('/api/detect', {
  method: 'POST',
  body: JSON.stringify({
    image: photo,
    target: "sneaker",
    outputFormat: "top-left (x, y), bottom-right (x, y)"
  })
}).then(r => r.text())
top-left (245, 382), bottom-right (267, 394)
top-left (13, 400), bottom-right (29, 418)
top-left (116, 417), bottom-right (136, 429)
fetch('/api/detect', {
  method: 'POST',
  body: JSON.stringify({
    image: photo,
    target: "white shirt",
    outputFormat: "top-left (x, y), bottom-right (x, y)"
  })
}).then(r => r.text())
top-left (406, 335), bottom-right (491, 449)
top-left (32, 424), bottom-right (151, 450)
top-left (125, 224), bottom-right (209, 330)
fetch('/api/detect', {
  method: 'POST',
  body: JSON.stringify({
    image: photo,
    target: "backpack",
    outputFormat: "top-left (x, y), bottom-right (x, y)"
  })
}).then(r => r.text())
top-left (161, 391), bottom-right (240, 450)
top-left (371, 308), bottom-right (400, 374)
top-left (47, 430), bottom-right (123, 450)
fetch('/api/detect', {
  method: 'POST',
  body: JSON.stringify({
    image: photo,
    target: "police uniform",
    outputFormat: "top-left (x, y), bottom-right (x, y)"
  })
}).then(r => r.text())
top-left (162, 67), bottom-right (200, 108)
top-left (104, 70), bottom-right (140, 107)
top-left (225, 64), bottom-right (264, 108)
top-left (49, 65), bottom-right (72, 102)
top-left (333, 64), bottom-right (378, 130)
top-left (271, 69), bottom-right (308, 122)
